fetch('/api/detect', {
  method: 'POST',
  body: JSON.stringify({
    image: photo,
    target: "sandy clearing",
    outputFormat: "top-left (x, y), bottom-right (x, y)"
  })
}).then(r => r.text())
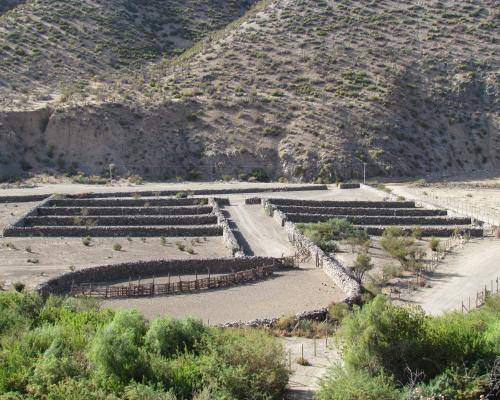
top-left (0, 236), bottom-right (228, 289)
top-left (401, 237), bottom-right (500, 315)
top-left (103, 266), bottom-right (345, 324)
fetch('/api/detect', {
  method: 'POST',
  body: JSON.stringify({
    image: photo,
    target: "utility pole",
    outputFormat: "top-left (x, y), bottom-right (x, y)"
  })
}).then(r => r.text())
top-left (363, 163), bottom-right (367, 184)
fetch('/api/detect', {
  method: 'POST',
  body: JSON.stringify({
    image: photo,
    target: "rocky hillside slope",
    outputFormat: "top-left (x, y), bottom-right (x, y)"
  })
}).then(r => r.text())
top-left (0, 0), bottom-right (256, 101)
top-left (0, 0), bottom-right (498, 181)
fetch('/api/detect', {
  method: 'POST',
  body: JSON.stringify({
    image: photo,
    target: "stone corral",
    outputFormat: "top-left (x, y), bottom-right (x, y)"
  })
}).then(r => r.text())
top-left (37, 256), bottom-right (295, 298)
top-left (265, 198), bottom-right (483, 237)
top-left (3, 195), bottom-right (222, 237)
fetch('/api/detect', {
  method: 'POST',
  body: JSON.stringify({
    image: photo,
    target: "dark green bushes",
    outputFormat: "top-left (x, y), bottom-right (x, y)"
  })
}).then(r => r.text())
top-left (297, 218), bottom-right (368, 253)
top-left (0, 292), bottom-right (288, 399)
top-left (319, 295), bottom-right (499, 400)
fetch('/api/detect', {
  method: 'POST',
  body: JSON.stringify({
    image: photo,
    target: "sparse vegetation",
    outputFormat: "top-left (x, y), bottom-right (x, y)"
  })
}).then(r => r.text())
top-left (297, 219), bottom-right (368, 253)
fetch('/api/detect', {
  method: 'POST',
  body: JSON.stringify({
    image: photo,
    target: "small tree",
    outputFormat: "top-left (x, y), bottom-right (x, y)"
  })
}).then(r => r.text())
top-left (351, 253), bottom-right (374, 283)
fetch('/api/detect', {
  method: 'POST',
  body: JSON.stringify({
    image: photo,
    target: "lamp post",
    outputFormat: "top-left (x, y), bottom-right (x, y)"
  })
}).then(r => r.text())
top-left (363, 162), bottom-right (367, 184)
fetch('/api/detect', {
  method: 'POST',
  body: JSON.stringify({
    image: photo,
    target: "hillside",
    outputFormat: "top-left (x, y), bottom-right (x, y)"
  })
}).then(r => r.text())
top-left (0, 0), bottom-right (499, 181)
top-left (0, 0), bottom-right (256, 101)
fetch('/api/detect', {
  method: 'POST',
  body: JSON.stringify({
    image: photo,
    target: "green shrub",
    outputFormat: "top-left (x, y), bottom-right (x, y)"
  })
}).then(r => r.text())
top-left (429, 237), bottom-right (440, 252)
top-left (328, 302), bottom-right (349, 323)
top-left (0, 293), bottom-right (288, 399)
top-left (318, 366), bottom-right (402, 400)
top-left (337, 295), bottom-right (497, 384)
top-left (351, 253), bottom-right (373, 283)
top-left (298, 218), bottom-right (366, 253)
top-left (145, 317), bottom-right (207, 358)
top-left (89, 310), bottom-right (148, 383)
top-left (201, 329), bottom-right (288, 399)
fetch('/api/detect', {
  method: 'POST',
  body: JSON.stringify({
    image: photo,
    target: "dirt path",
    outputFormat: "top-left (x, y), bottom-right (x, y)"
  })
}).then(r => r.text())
top-left (281, 337), bottom-right (339, 399)
top-left (224, 202), bottom-right (295, 257)
top-left (407, 238), bottom-right (500, 315)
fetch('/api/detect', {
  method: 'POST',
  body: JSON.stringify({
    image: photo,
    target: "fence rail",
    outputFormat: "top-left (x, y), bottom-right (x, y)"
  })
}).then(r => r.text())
top-left (70, 264), bottom-right (281, 299)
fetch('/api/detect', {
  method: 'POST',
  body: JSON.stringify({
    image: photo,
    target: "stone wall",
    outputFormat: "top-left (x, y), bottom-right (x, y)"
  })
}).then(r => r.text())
top-left (283, 220), bottom-right (362, 304)
top-left (364, 226), bottom-right (483, 237)
top-left (267, 198), bottom-right (416, 208)
top-left (263, 200), bottom-right (361, 303)
top-left (221, 308), bottom-right (329, 328)
top-left (37, 256), bottom-right (293, 297)
top-left (37, 205), bottom-right (214, 216)
top-left (24, 215), bottom-right (218, 227)
top-left (244, 197), bottom-right (262, 205)
top-left (4, 225), bottom-right (222, 237)
top-left (64, 185), bottom-right (328, 199)
top-left (285, 213), bottom-right (472, 226)
top-left (0, 194), bottom-right (50, 203)
top-left (49, 198), bottom-right (209, 207)
top-left (276, 205), bottom-right (447, 217)
top-left (339, 183), bottom-right (360, 189)
top-left (209, 198), bottom-right (244, 257)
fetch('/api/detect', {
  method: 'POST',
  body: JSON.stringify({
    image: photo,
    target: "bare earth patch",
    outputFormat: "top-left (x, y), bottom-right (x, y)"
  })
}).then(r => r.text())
top-left (103, 265), bottom-right (345, 324)
top-left (0, 236), bottom-right (227, 289)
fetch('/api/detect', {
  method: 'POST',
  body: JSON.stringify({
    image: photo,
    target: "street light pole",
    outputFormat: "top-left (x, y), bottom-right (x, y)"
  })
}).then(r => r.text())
top-left (363, 163), bottom-right (367, 184)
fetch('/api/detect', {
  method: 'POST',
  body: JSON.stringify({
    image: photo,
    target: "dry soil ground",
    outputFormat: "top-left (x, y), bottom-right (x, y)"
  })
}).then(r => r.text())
top-left (104, 265), bottom-right (344, 324)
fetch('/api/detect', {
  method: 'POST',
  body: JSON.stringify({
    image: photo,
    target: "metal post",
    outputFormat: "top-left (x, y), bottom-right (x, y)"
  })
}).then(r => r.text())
top-left (289, 349), bottom-right (292, 369)
top-left (301, 344), bottom-right (304, 360)
top-left (314, 338), bottom-right (317, 357)
top-left (363, 162), bottom-right (367, 184)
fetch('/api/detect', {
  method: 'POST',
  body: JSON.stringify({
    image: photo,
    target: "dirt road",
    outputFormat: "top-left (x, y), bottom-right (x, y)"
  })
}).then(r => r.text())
top-left (409, 238), bottom-right (500, 315)
top-left (224, 202), bottom-right (294, 256)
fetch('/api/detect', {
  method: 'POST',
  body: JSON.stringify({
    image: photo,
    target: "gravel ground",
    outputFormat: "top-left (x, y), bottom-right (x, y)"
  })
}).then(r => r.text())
top-left (103, 266), bottom-right (345, 324)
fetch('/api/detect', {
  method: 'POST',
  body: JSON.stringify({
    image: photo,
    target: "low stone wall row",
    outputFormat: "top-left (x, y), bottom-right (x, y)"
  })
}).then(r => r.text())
top-left (263, 201), bottom-right (362, 304)
top-left (36, 256), bottom-right (294, 298)
top-left (267, 198), bottom-right (416, 208)
top-left (209, 198), bottom-right (244, 257)
top-left (3, 225), bottom-right (222, 238)
top-left (0, 194), bottom-right (50, 203)
top-left (244, 197), bottom-right (263, 205)
top-left (364, 226), bottom-right (484, 237)
top-left (23, 215), bottom-right (218, 227)
top-left (276, 205), bottom-right (447, 217)
top-left (285, 214), bottom-right (472, 226)
top-left (64, 185), bottom-right (328, 199)
top-left (338, 183), bottom-right (360, 189)
top-left (221, 308), bottom-right (329, 328)
top-left (37, 205), bottom-right (214, 216)
top-left (48, 198), bottom-right (209, 207)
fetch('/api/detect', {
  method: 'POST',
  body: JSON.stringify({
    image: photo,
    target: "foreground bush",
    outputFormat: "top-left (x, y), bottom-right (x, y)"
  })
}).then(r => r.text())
top-left (319, 294), bottom-right (499, 400)
top-left (0, 292), bottom-right (288, 399)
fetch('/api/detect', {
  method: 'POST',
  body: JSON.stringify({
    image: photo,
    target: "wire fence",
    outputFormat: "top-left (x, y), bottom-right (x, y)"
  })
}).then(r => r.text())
top-left (397, 187), bottom-right (500, 228)
top-left (461, 276), bottom-right (499, 314)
